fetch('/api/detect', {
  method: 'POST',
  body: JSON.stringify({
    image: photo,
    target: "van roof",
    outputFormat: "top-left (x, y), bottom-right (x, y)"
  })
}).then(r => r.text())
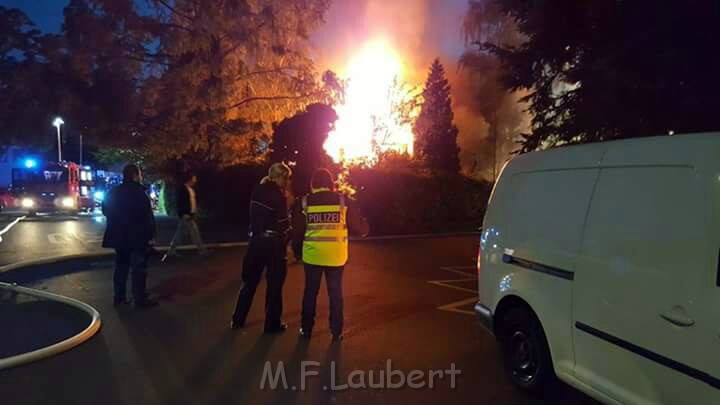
top-left (505, 132), bottom-right (720, 173)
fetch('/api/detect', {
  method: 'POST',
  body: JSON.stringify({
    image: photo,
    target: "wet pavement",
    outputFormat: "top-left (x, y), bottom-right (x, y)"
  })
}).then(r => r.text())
top-left (0, 236), bottom-right (595, 405)
top-left (0, 212), bottom-right (243, 268)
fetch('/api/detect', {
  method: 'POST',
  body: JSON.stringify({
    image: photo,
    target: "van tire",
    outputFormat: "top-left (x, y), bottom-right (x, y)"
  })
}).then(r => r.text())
top-left (497, 307), bottom-right (557, 395)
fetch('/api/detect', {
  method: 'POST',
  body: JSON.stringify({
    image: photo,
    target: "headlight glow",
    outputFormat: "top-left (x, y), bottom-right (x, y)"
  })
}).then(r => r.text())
top-left (61, 197), bottom-right (75, 208)
top-left (21, 198), bottom-right (35, 208)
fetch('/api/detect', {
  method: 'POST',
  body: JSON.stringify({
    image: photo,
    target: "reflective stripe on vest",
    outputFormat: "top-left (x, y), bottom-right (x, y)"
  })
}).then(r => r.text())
top-left (302, 190), bottom-right (349, 267)
top-left (306, 224), bottom-right (346, 231)
top-left (304, 236), bottom-right (348, 242)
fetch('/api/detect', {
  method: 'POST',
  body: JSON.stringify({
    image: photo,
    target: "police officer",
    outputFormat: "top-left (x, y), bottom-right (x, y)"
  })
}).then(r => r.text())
top-left (296, 169), bottom-right (368, 342)
top-left (231, 163), bottom-right (292, 333)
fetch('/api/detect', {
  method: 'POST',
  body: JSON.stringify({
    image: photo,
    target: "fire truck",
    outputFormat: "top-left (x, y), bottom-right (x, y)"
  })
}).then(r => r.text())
top-left (78, 166), bottom-right (99, 211)
top-left (10, 161), bottom-right (84, 215)
top-left (87, 169), bottom-right (123, 210)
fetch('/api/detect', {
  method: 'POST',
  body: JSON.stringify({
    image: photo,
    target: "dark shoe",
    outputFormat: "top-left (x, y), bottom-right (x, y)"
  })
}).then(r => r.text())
top-left (299, 328), bottom-right (312, 339)
top-left (264, 323), bottom-right (288, 334)
top-left (230, 319), bottom-right (245, 330)
top-left (332, 334), bottom-right (344, 343)
top-left (133, 298), bottom-right (159, 310)
top-left (113, 297), bottom-right (128, 306)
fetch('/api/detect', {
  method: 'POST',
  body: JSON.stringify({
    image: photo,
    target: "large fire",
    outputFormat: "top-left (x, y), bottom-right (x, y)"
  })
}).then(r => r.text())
top-left (324, 40), bottom-right (417, 166)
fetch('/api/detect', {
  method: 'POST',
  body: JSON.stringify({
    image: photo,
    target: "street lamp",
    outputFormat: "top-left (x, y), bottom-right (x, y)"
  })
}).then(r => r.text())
top-left (53, 117), bottom-right (64, 162)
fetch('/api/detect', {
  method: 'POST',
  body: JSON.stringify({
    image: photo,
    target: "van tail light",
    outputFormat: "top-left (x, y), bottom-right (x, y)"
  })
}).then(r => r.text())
top-left (477, 240), bottom-right (482, 275)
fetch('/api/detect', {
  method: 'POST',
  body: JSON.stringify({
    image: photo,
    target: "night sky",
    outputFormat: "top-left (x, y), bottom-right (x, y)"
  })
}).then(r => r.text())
top-left (1, 0), bottom-right (67, 33)
top-left (3, 0), bottom-right (467, 57)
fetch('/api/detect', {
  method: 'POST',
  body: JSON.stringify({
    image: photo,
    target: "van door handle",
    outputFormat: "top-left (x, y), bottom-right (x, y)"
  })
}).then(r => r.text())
top-left (660, 307), bottom-right (695, 327)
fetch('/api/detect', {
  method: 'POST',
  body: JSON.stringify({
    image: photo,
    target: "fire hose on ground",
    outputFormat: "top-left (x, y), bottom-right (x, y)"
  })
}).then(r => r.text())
top-left (0, 281), bottom-right (102, 370)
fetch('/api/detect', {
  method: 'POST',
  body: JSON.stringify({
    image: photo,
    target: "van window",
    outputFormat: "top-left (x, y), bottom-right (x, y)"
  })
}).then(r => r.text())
top-left (506, 169), bottom-right (599, 269)
top-left (583, 167), bottom-right (708, 284)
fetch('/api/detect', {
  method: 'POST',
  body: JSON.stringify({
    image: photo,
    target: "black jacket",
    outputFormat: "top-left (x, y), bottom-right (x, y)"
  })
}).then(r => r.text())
top-left (176, 184), bottom-right (193, 218)
top-left (102, 181), bottom-right (156, 249)
top-left (249, 181), bottom-right (290, 237)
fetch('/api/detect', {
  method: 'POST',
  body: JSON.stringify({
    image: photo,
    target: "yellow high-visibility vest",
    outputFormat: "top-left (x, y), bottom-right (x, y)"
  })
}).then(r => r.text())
top-left (302, 189), bottom-right (349, 267)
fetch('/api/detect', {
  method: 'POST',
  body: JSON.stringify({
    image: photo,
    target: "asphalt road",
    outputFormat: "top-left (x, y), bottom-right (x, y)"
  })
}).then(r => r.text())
top-left (0, 211), bottom-right (243, 268)
top-left (0, 297), bottom-right (91, 358)
top-left (0, 236), bottom-right (596, 405)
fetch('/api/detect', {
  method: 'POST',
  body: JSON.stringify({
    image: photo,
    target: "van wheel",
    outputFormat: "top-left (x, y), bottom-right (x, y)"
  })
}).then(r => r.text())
top-left (498, 307), bottom-right (556, 394)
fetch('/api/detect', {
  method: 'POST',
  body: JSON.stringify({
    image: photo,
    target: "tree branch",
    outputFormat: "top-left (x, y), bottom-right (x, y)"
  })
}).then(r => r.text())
top-left (229, 93), bottom-right (313, 109)
top-left (156, 0), bottom-right (194, 22)
top-left (161, 21), bottom-right (193, 32)
top-left (219, 21), bottom-right (267, 60)
top-left (235, 67), bottom-right (300, 81)
top-left (126, 55), bottom-right (172, 66)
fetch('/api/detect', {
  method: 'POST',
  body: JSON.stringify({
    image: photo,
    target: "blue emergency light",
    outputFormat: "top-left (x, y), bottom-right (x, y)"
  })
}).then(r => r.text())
top-left (24, 158), bottom-right (37, 169)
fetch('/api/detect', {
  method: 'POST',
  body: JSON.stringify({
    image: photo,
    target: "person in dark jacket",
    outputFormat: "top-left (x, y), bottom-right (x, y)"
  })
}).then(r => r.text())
top-left (294, 169), bottom-right (369, 342)
top-left (102, 164), bottom-right (158, 309)
top-left (289, 197), bottom-right (305, 262)
top-left (231, 163), bottom-right (292, 333)
top-left (164, 174), bottom-right (207, 260)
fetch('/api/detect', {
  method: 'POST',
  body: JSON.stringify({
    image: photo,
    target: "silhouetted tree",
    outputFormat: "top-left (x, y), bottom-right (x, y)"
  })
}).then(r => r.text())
top-left (485, 0), bottom-right (720, 152)
top-left (414, 59), bottom-right (460, 174)
top-left (269, 103), bottom-right (338, 196)
top-left (0, 7), bottom-right (56, 147)
top-left (60, 0), bottom-right (335, 169)
top-left (461, 0), bottom-right (523, 179)
top-left (0, 4), bottom-right (144, 153)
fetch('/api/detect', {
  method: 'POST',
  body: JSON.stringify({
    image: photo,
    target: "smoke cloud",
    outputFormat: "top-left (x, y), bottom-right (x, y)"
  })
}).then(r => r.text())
top-left (312, 0), bottom-right (528, 180)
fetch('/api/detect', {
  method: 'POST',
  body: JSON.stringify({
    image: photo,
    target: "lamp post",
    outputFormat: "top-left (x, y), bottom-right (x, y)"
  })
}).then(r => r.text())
top-left (53, 117), bottom-right (64, 162)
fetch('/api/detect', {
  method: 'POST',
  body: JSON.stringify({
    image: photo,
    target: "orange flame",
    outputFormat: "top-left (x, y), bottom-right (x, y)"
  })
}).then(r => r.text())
top-left (324, 40), bottom-right (417, 166)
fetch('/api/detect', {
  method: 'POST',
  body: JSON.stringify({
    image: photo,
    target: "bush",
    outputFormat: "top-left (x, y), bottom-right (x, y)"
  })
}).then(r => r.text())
top-left (350, 168), bottom-right (491, 235)
top-left (183, 164), bottom-right (491, 236)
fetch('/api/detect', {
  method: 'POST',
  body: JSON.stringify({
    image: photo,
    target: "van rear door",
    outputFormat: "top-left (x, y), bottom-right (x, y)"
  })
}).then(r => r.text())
top-left (574, 161), bottom-right (718, 404)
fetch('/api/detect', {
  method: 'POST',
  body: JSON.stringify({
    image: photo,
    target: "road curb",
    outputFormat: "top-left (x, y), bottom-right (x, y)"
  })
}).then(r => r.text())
top-left (0, 253), bottom-right (115, 274)
top-left (0, 242), bottom-right (248, 274)
top-left (0, 232), bottom-right (478, 275)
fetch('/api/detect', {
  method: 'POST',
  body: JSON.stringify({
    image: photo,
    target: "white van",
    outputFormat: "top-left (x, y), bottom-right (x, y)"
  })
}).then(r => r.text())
top-left (475, 133), bottom-right (720, 404)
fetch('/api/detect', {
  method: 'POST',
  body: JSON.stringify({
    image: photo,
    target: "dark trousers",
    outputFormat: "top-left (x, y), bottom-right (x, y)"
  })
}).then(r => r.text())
top-left (301, 264), bottom-right (344, 335)
top-left (114, 248), bottom-right (149, 302)
top-left (232, 237), bottom-right (288, 330)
